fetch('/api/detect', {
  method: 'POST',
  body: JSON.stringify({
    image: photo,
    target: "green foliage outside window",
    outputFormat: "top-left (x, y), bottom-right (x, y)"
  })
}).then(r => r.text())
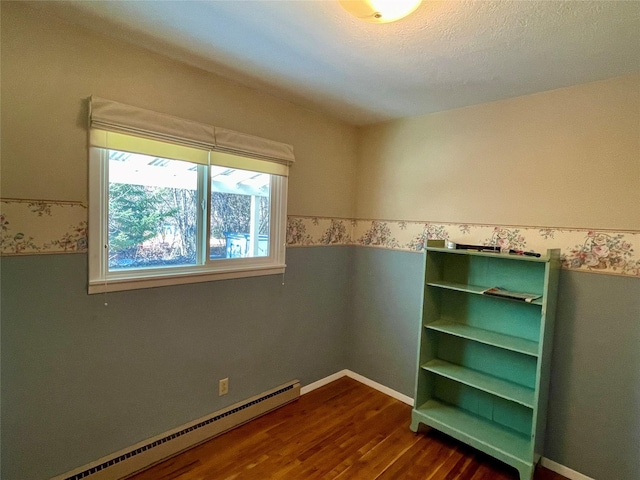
top-left (108, 184), bottom-right (268, 268)
top-left (108, 183), bottom-right (197, 268)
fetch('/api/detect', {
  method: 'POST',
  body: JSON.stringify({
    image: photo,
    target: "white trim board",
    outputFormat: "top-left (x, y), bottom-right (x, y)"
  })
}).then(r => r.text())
top-left (301, 370), bottom-right (595, 480)
top-left (300, 370), bottom-right (350, 395)
top-left (540, 458), bottom-right (596, 480)
top-left (300, 369), bottom-right (413, 405)
top-left (344, 371), bottom-right (414, 405)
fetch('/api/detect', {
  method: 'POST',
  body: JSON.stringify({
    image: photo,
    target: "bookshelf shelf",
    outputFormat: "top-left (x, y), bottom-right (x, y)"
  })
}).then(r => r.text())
top-left (424, 246), bottom-right (549, 262)
top-left (426, 280), bottom-right (543, 305)
top-left (426, 320), bottom-right (539, 357)
top-left (421, 359), bottom-right (535, 407)
top-left (413, 399), bottom-right (532, 470)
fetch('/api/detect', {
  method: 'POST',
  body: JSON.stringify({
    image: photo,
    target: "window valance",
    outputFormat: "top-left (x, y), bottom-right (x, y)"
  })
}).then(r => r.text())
top-left (88, 96), bottom-right (295, 166)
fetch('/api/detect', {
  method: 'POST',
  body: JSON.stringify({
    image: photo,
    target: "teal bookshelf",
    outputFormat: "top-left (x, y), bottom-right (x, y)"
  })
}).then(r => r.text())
top-left (410, 240), bottom-right (560, 480)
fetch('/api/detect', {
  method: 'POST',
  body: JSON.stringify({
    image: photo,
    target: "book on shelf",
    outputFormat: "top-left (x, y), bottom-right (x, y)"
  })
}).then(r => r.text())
top-left (482, 287), bottom-right (541, 303)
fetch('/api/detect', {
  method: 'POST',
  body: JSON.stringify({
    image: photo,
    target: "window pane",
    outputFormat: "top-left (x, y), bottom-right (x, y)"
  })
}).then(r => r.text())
top-left (108, 151), bottom-right (199, 270)
top-left (209, 166), bottom-right (270, 260)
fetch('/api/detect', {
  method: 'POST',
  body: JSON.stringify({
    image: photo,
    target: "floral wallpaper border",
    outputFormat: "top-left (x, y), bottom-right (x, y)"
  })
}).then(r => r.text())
top-left (287, 216), bottom-right (640, 278)
top-left (1, 199), bottom-right (638, 277)
top-left (1, 199), bottom-right (87, 255)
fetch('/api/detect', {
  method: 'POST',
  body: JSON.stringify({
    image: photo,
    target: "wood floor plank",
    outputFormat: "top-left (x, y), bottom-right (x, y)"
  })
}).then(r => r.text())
top-left (128, 377), bottom-right (569, 480)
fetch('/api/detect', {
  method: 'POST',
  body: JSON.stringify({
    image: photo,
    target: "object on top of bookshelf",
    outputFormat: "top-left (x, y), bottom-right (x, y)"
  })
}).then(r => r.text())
top-left (454, 243), bottom-right (500, 253)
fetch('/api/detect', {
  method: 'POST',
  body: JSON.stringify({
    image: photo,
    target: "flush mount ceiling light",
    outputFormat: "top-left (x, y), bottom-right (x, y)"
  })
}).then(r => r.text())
top-left (339, 0), bottom-right (422, 23)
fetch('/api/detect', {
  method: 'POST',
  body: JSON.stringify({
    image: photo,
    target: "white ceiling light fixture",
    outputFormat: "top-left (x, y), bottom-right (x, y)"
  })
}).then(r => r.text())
top-left (339, 0), bottom-right (423, 23)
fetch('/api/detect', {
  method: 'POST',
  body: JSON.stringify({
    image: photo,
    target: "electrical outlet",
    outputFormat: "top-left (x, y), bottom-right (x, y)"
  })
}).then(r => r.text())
top-left (219, 378), bottom-right (229, 396)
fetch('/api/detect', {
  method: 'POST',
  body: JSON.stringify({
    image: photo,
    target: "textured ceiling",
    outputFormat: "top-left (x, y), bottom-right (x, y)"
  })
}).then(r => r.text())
top-left (27, 0), bottom-right (640, 125)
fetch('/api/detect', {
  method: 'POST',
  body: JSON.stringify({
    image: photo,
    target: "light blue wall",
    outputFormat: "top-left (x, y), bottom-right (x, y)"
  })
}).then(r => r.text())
top-left (348, 247), bottom-right (640, 480)
top-left (546, 272), bottom-right (640, 480)
top-left (0, 247), bottom-right (351, 480)
top-left (2, 246), bottom-right (638, 480)
top-left (347, 247), bottom-right (425, 395)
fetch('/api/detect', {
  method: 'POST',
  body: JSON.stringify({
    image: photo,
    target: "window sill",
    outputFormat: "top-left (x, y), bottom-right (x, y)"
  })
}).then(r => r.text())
top-left (88, 264), bottom-right (286, 294)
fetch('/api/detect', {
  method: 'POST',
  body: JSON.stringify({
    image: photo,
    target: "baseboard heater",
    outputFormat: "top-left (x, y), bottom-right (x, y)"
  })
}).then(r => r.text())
top-left (52, 380), bottom-right (301, 480)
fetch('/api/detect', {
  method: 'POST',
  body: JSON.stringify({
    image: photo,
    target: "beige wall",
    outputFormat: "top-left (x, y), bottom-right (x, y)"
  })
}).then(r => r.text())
top-left (0, 2), bottom-right (357, 218)
top-left (357, 74), bottom-right (640, 230)
top-left (3, 2), bottom-right (638, 230)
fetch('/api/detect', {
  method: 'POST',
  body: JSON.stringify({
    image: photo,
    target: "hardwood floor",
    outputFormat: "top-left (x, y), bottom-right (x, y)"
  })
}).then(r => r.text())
top-left (128, 377), bottom-right (568, 480)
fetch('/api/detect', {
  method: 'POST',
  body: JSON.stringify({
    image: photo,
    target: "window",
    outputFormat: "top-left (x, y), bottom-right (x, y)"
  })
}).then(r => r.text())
top-left (88, 97), bottom-right (292, 293)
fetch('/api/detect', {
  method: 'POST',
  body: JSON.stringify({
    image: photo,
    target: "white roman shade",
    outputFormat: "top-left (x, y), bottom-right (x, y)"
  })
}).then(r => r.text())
top-left (89, 96), bottom-right (294, 175)
top-left (214, 127), bottom-right (294, 165)
top-left (90, 129), bottom-right (210, 165)
top-left (90, 96), bottom-right (216, 150)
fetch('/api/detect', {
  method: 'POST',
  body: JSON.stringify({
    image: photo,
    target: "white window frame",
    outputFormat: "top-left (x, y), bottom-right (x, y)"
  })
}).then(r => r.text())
top-left (88, 146), bottom-right (288, 294)
top-left (87, 97), bottom-right (293, 294)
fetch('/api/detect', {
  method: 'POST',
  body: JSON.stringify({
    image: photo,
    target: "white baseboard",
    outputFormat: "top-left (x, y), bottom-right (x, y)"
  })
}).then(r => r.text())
top-left (540, 457), bottom-right (595, 480)
top-left (301, 369), bottom-right (413, 405)
top-left (343, 371), bottom-right (414, 405)
top-left (300, 370), bottom-right (350, 395)
top-left (302, 371), bottom-right (594, 480)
